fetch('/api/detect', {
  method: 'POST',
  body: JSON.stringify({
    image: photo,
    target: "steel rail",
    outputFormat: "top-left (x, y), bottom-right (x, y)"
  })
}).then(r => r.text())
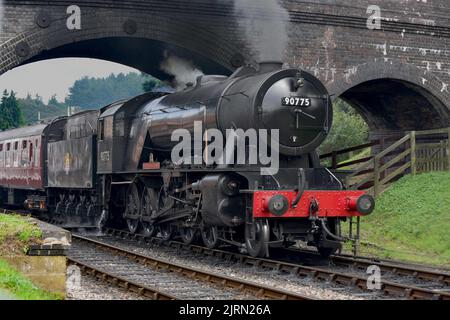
top-left (72, 234), bottom-right (314, 300)
top-left (329, 254), bottom-right (450, 286)
top-left (68, 256), bottom-right (177, 300)
top-left (104, 228), bottom-right (450, 300)
top-left (283, 247), bottom-right (450, 286)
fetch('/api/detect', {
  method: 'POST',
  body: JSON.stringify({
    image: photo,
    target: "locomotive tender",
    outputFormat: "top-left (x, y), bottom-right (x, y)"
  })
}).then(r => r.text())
top-left (0, 62), bottom-right (374, 257)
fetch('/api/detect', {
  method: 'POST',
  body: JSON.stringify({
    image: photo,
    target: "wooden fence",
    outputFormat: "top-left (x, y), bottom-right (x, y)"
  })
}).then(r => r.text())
top-left (322, 127), bottom-right (450, 198)
top-left (319, 141), bottom-right (378, 170)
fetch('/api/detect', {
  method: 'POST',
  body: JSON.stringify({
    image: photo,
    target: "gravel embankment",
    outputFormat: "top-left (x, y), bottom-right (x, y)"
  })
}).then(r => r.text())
top-left (66, 272), bottom-right (146, 300)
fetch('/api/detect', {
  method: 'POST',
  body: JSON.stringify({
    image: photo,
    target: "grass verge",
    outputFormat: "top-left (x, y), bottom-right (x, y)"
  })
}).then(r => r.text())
top-left (0, 214), bottom-right (42, 255)
top-left (348, 172), bottom-right (450, 267)
top-left (0, 213), bottom-right (61, 300)
top-left (0, 258), bottom-right (62, 300)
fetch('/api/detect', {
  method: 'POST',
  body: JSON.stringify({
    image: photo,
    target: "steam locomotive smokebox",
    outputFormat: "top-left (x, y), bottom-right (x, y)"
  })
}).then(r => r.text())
top-left (257, 61), bottom-right (284, 73)
top-left (194, 174), bottom-right (245, 227)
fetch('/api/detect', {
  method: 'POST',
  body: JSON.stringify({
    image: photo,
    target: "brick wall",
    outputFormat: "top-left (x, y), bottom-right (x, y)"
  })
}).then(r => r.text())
top-left (0, 0), bottom-right (449, 132)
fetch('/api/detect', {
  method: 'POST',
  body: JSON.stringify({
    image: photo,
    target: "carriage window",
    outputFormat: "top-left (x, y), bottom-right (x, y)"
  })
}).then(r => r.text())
top-left (114, 112), bottom-right (125, 137)
top-left (0, 144), bottom-right (2, 152)
top-left (98, 119), bottom-right (105, 141)
top-left (79, 123), bottom-right (85, 138)
top-left (13, 142), bottom-right (18, 167)
top-left (29, 143), bottom-right (33, 163)
top-left (6, 143), bottom-right (10, 151)
top-left (70, 125), bottom-right (77, 139)
top-left (22, 140), bottom-right (27, 149)
top-left (34, 140), bottom-right (39, 166)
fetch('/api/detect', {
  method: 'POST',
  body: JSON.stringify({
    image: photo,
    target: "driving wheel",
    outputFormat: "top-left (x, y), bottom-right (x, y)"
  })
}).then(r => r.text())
top-left (124, 183), bottom-right (141, 234)
top-left (245, 219), bottom-right (270, 257)
top-left (201, 226), bottom-right (219, 249)
top-left (140, 187), bottom-right (157, 237)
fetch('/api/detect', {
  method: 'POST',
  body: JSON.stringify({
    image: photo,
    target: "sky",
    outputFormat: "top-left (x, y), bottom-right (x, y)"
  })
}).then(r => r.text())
top-left (0, 58), bottom-right (140, 103)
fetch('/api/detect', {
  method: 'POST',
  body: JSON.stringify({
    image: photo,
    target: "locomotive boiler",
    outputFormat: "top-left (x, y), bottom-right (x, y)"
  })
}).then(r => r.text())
top-left (96, 61), bottom-right (374, 257)
top-left (0, 61), bottom-right (375, 258)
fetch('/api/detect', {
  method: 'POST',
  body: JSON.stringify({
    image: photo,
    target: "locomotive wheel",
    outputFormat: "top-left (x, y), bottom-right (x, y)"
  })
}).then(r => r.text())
top-left (140, 187), bottom-right (157, 238)
top-left (159, 224), bottom-right (174, 242)
top-left (245, 219), bottom-right (270, 258)
top-left (142, 222), bottom-right (156, 238)
top-left (126, 219), bottom-right (139, 234)
top-left (124, 183), bottom-right (141, 234)
top-left (180, 228), bottom-right (197, 245)
top-left (201, 226), bottom-right (219, 249)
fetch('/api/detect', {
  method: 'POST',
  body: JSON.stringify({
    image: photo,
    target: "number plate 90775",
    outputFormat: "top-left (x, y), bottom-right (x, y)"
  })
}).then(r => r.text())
top-left (282, 97), bottom-right (312, 107)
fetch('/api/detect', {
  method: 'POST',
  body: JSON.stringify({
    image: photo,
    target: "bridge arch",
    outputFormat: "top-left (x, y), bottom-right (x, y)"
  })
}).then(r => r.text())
top-left (0, 10), bottom-right (244, 79)
top-left (329, 60), bottom-right (450, 134)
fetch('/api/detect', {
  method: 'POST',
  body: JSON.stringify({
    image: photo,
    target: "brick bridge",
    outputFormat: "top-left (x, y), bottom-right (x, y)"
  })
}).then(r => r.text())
top-left (1, 0), bottom-right (449, 138)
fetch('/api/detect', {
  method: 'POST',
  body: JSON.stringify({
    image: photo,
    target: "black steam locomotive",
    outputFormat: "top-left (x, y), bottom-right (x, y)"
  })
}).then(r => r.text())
top-left (0, 62), bottom-right (374, 257)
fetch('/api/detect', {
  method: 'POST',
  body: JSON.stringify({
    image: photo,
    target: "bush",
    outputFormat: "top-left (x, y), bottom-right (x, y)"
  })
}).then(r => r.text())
top-left (319, 99), bottom-right (369, 161)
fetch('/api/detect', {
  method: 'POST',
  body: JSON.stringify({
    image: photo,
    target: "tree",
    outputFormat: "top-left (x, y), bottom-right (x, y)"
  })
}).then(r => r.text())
top-left (142, 75), bottom-right (165, 92)
top-left (48, 94), bottom-right (59, 106)
top-left (18, 93), bottom-right (67, 124)
top-left (65, 72), bottom-right (149, 109)
top-left (0, 90), bottom-right (25, 130)
top-left (319, 99), bottom-right (369, 161)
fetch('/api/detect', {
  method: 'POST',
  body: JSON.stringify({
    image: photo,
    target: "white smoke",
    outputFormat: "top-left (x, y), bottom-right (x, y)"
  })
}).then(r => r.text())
top-left (160, 51), bottom-right (204, 90)
top-left (232, 0), bottom-right (290, 61)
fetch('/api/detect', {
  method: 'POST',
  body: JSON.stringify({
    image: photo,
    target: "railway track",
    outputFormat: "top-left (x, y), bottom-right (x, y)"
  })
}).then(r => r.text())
top-left (329, 253), bottom-right (450, 286)
top-left (3, 209), bottom-right (449, 299)
top-left (69, 234), bottom-right (314, 300)
top-left (99, 228), bottom-right (450, 300)
top-left (273, 247), bottom-right (450, 287)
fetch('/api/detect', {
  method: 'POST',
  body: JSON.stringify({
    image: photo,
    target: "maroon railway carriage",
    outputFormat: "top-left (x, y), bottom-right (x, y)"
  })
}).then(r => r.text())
top-left (0, 119), bottom-right (65, 209)
top-left (0, 124), bottom-right (48, 208)
top-left (0, 125), bottom-right (46, 190)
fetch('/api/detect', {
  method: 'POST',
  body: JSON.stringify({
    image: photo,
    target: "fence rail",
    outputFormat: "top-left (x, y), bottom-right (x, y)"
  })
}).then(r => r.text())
top-left (319, 141), bottom-right (379, 169)
top-left (322, 127), bottom-right (450, 198)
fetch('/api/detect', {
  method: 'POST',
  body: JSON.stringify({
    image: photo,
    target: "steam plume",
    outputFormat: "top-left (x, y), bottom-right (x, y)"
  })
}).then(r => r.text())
top-left (160, 51), bottom-right (204, 89)
top-left (231, 0), bottom-right (290, 61)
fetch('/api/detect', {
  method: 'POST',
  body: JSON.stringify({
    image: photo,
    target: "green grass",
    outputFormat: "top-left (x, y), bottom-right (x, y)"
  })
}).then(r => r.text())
top-left (350, 172), bottom-right (450, 267)
top-left (0, 214), bottom-right (61, 300)
top-left (0, 259), bottom-right (62, 300)
top-left (0, 214), bottom-right (42, 255)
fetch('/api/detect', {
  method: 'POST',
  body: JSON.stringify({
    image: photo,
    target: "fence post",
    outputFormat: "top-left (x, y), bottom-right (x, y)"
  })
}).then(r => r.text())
top-left (448, 127), bottom-right (450, 172)
top-left (373, 156), bottom-right (380, 198)
top-left (410, 131), bottom-right (417, 176)
top-left (331, 151), bottom-right (337, 169)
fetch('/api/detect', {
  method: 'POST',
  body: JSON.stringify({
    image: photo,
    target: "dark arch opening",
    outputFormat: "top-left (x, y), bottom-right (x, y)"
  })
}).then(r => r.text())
top-left (340, 78), bottom-right (447, 133)
top-left (20, 37), bottom-right (232, 82)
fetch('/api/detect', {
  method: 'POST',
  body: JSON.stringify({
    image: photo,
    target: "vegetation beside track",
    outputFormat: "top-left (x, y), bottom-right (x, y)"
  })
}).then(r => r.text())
top-left (0, 214), bottom-right (42, 255)
top-left (0, 259), bottom-right (62, 300)
top-left (0, 213), bottom-right (61, 300)
top-left (352, 172), bottom-right (450, 267)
